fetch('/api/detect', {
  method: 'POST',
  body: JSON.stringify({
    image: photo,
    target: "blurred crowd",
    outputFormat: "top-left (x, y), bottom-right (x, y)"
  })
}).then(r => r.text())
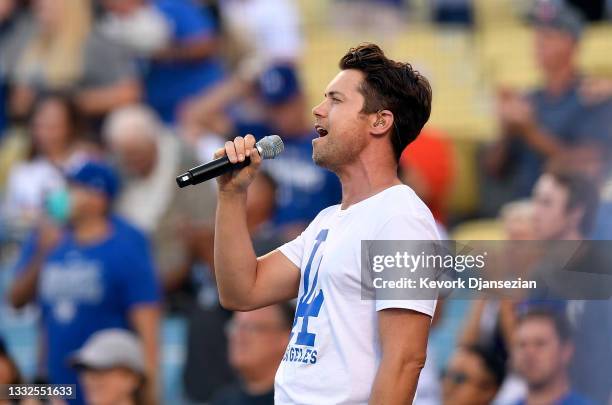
top-left (0, 0), bottom-right (611, 404)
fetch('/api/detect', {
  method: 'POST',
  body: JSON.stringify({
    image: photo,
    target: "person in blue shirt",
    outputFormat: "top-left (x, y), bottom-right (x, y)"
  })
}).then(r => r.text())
top-left (9, 160), bottom-right (161, 405)
top-left (511, 308), bottom-right (595, 405)
top-left (482, 1), bottom-right (612, 215)
top-left (179, 63), bottom-right (342, 237)
top-left (144, 0), bottom-right (225, 123)
top-left (255, 64), bottom-right (342, 235)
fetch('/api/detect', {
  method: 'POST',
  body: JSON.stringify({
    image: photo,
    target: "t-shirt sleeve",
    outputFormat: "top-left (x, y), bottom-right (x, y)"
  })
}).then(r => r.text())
top-left (373, 213), bottom-right (439, 317)
top-left (376, 296), bottom-right (437, 317)
top-left (278, 208), bottom-right (333, 269)
top-left (120, 234), bottom-right (161, 308)
top-left (277, 231), bottom-right (305, 269)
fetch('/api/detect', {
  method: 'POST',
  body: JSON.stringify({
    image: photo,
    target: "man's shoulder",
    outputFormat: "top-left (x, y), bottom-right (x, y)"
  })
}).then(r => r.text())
top-left (379, 185), bottom-right (434, 219)
top-left (373, 185), bottom-right (440, 239)
top-left (110, 216), bottom-right (150, 248)
top-left (305, 205), bottom-right (339, 229)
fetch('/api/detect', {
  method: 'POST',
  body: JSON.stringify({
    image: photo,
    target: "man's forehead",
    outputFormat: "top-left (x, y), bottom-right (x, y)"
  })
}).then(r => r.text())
top-left (325, 69), bottom-right (365, 95)
top-left (518, 318), bottom-right (557, 335)
top-left (536, 174), bottom-right (560, 191)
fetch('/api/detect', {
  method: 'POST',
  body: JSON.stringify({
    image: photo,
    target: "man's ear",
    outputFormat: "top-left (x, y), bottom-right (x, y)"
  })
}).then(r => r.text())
top-left (370, 110), bottom-right (394, 137)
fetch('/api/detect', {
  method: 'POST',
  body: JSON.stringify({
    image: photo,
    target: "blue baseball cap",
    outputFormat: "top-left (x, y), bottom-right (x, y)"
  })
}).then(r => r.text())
top-left (529, 0), bottom-right (584, 39)
top-left (65, 160), bottom-right (120, 200)
top-left (258, 64), bottom-right (302, 105)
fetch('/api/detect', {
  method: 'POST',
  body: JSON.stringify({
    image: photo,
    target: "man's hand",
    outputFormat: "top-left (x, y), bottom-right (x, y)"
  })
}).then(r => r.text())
top-left (497, 89), bottom-right (536, 135)
top-left (580, 77), bottom-right (612, 105)
top-left (213, 133), bottom-right (300, 310)
top-left (214, 134), bottom-right (262, 195)
top-left (495, 87), bottom-right (566, 161)
top-left (38, 221), bottom-right (62, 254)
top-left (9, 220), bottom-right (62, 308)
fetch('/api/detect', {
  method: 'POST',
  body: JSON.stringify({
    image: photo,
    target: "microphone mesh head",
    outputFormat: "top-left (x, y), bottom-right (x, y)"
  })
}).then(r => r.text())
top-left (256, 135), bottom-right (284, 159)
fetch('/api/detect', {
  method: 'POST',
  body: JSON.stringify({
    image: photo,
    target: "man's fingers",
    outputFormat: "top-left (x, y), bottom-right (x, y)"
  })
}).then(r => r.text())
top-left (225, 141), bottom-right (238, 163)
top-left (244, 134), bottom-right (256, 157)
top-left (250, 147), bottom-right (262, 165)
top-left (234, 136), bottom-right (246, 161)
top-left (213, 147), bottom-right (226, 159)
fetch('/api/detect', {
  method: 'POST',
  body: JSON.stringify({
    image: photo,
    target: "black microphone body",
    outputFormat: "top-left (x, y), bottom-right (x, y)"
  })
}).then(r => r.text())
top-left (176, 135), bottom-right (284, 188)
top-left (178, 155), bottom-right (251, 187)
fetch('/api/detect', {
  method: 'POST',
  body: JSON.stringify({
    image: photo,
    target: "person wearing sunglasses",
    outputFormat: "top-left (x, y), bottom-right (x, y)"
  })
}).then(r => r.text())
top-left (442, 344), bottom-right (506, 405)
top-left (211, 303), bottom-right (294, 405)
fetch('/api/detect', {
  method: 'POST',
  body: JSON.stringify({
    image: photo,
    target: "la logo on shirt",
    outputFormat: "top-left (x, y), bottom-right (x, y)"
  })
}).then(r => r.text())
top-left (282, 229), bottom-right (328, 365)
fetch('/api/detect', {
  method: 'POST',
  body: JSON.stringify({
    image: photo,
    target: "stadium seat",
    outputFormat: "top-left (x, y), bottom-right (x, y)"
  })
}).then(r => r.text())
top-left (450, 218), bottom-right (505, 241)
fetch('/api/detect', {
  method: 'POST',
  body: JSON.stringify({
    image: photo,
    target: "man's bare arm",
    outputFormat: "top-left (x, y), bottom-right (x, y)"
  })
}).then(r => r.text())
top-left (519, 123), bottom-right (566, 160)
top-left (10, 224), bottom-right (61, 308)
top-left (76, 79), bottom-right (141, 115)
top-left (130, 304), bottom-right (161, 405)
top-left (213, 135), bottom-right (300, 311)
top-left (369, 308), bottom-right (432, 405)
top-left (10, 251), bottom-right (46, 308)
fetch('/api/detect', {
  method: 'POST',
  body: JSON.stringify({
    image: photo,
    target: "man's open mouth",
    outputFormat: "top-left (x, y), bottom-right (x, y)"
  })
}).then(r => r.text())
top-left (315, 125), bottom-right (328, 137)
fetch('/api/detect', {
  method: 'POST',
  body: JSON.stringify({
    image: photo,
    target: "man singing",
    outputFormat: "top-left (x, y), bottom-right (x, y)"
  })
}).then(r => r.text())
top-left (213, 43), bottom-right (439, 404)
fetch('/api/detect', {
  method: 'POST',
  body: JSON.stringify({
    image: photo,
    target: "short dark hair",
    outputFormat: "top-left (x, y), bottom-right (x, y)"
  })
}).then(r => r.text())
top-left (339, 43), bottom-right (432, 161)
top-left (460, 344), bottom-right (507, 387)
top-left (517, 307), bottom-right (572, 343)
top-left (546, 169), bottom-right (600, 235)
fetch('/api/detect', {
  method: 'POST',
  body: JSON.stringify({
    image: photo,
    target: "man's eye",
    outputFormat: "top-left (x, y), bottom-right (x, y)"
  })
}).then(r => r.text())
top-left (332, 98), bottom-right (341, 103)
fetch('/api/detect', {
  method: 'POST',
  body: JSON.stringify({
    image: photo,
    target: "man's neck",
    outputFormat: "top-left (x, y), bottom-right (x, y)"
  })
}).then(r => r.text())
top-left (74, 216), bottom-right (110, 245)
top-left (527, 375), bottom-right (570, 405)
top-left (544, 65), bottom-right (577, 97)
top-left (46, 147), bottom-right (71, 167)
top-left (336, 152), bottom-right (401, 210)
top-left (241, 368), bottom-right (276, 396)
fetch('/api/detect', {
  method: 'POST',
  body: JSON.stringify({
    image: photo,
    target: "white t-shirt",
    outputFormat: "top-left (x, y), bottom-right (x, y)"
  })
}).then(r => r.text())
top-left (276, 184), bottom-right (439, 404)
top-left (3, 158), bottom-right (65, 223)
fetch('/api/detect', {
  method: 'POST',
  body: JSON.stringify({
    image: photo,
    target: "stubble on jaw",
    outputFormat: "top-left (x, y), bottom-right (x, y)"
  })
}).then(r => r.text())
top-left (313, 114), bottom-right (371, 171)
top-left (313, 135), bottom-right (364, 173)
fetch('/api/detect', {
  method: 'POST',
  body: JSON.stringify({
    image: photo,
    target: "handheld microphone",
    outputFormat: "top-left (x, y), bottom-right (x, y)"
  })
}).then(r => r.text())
top-left (176, 135), bottom-right (284, 188)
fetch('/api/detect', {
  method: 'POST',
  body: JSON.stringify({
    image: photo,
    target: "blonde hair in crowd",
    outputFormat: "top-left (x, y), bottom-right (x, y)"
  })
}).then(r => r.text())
top-left (18, 0), bottom-right (92, 88)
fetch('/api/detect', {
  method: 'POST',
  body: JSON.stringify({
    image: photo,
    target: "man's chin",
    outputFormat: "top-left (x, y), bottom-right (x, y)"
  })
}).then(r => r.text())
top-left (312, 142), bottom-right (323, 164)
top-left (312, 141), bottom-right (330, 169)
top-left (312, 150), bottom-right (330, 169)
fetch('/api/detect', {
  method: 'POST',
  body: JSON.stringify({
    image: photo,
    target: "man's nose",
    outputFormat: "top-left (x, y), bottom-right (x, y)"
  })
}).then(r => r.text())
top-left (312, 100), bottom-right (327, 118)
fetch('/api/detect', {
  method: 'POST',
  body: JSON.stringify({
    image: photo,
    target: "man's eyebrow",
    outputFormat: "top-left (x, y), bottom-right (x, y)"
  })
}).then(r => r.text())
top-left (325, 90), bottom-right (346, 98)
